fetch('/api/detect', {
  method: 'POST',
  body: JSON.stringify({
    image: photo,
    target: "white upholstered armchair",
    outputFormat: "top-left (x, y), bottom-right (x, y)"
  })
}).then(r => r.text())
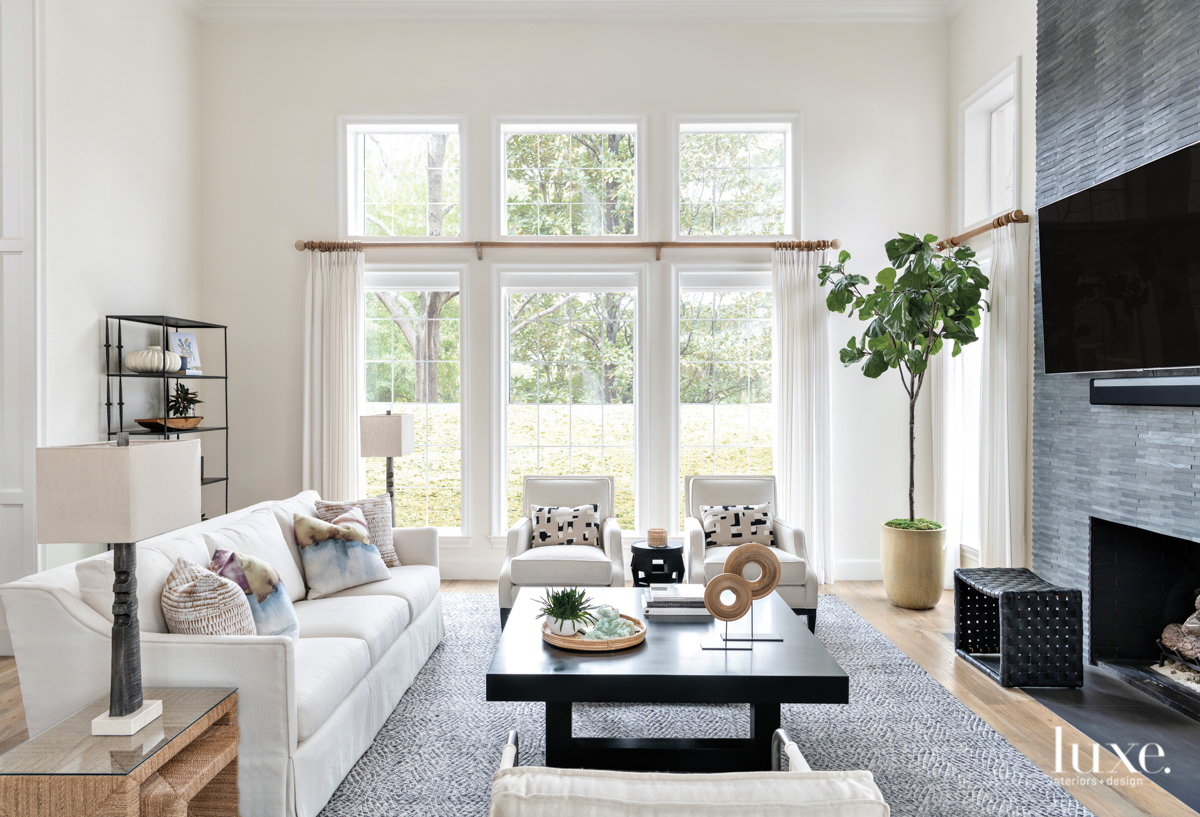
top-left (684, 475), bottom-right (818, 632)
top-left (499, 475), bottom-right (625, 626)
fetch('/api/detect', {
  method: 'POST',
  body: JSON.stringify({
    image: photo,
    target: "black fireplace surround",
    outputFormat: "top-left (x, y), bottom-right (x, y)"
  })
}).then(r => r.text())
top-left (1089, 517), bottom-right (1200, 662)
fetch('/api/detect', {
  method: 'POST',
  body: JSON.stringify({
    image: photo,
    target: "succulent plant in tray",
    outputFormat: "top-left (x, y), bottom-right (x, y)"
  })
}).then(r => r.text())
top-left (534, 587), bottom-right (597, 637)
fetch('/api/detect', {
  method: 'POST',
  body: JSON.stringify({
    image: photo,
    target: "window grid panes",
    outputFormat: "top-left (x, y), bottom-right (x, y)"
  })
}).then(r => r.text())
top-left (989, 99), bottom-right (1016, 216)
top-left (678, 289), bottom-right (774, 526)
top-left (504, 130), bottom-right (636, 236)
top-left (365, 290), bottom-right (462, 529)
top-left (679, 130), bottom-right (786, 236)
top-left (358, 130), bottom-right (461, 237)
top-left (505, 291), bottom-right (636, 528)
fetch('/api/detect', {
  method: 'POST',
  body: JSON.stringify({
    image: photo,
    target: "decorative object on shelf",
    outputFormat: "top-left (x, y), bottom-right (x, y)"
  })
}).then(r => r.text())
top-left (169, 383), bottom-right (204, 417)
top-left (533, 587), bottom-right (596, 637)
top-left (818, 235), bottom-right (987, 609)
top-left (169, 331), bottom-right (201, 374)
top-left (124, 345), bottom-right (182, 374)
top-left (35, 435), bottom-right (202, 735)
top-left (135, 416), bottom-right (204, 432)
top-left (701, 544), bottom-right (784, 649)
top-left (543, 603), bottom-right (646, 652)
top-left (647, 527), bottom-right (668, 548)
top-left (359, 411), bottom-right (415, 527)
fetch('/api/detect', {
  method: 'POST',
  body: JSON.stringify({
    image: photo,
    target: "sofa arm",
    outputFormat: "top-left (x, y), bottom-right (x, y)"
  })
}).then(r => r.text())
top-left (393, 526), bottom-right (439, 568)
top-left (506, 517), bottom-right (533, 560)
top-left (773, 518), bottom-right (805, 560)
top-left (684, 516), bottom-right (706, 584)
top-left (602, 517), bottom-right (624, 587)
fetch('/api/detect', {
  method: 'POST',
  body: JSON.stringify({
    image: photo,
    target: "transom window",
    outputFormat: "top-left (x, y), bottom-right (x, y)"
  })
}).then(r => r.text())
top-left (502, 270), bottom-right (639, 528)
top-left (345, 120), bottom-right (462, 238)
top-left (677, 121), bottom-right (792, 237)
top-left (961, 64), bottom-right (1018, 227)
top-left (364, 270), bottom-right (463, 530)
top-left (678, 274), bottom-right (774, 526)
top-left (501, 122), bottom-right (638, 237)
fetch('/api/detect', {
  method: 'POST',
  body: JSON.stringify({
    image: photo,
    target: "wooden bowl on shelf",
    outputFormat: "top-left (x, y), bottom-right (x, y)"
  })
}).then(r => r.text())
top-left (134, 416), bottom-right (203, 432)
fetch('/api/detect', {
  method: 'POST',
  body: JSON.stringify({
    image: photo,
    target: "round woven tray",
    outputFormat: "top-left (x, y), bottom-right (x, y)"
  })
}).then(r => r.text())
top-left (541, 613), bottom-right (647, 652)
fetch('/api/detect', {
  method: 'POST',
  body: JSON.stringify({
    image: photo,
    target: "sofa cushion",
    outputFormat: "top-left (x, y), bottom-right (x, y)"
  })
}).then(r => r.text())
top-left (201, 508), bottom-right (307, 603)
top-left (210, 549), bottom-right (300, 640)
top-left (295, 510), bottom-right (391, 600)
top-left (703, 545), bottom-right (806, 586)
top-left (488, 768), bottom-right (889, 817)
top-left (531, 504), bottom-right (603, 548)
top-left (295, 637), bottom-right (370, 743)
top-left (316, 496), bottom-right (399, 567)
top-left (700, 504), bottom-right (775, 548)
top-left (323, 565), bottom-right (439, 620)
top-left (76, 549), bottom-right (176, 633)
top-left (144, 532), bottom-right (210, 567)
top-left (292, 596), bottom-right (410, 664)
top-left (161, 558), bottom-right (257, 636)
top-left (510, 544), bottom-right (613, 586)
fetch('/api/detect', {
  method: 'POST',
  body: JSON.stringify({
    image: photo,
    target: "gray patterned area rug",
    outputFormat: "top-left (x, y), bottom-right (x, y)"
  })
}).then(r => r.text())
top-left (320, 593), bottom-right (1091, 817)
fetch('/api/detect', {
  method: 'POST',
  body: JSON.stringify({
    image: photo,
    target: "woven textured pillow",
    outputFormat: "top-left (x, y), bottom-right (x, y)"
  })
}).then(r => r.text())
top-left (295, 508), bottom-right (390, 600)
top-left (531, 504), bottom-right (602, 547)
top-left (316, 496), bottom-right (398, 567)
top-left (699, 504), bottom-right (775, 548)
top-left (210, 549), bottom-right (300, 640)
top-left (161, 558), bottom-right (255, 636)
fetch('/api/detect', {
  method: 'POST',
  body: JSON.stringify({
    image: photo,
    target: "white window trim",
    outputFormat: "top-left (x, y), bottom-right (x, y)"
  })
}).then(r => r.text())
top-left (958, 60), bottom-right (1020, 232)
top-left (338, 114), bottom-right (470, 242)
top-left (364, 262), bottom-right (471, 536)
top-left (669, 263), bottom-right (773, 533)
top-left (670, 114), bottom-right (801, 242)
top-left (490, 262), bottom-right (650, 535)
top-left (491, 115), bottom-right (647, 242)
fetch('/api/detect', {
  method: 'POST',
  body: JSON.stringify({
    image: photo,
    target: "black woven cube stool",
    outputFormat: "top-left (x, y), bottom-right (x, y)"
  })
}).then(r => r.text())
top-left (954, 567), bottom-right (1083, 688)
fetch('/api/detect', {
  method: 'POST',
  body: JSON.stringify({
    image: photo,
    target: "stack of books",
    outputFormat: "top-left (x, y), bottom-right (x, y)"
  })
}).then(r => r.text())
top-left (643, 584), bottom-right (711, 620)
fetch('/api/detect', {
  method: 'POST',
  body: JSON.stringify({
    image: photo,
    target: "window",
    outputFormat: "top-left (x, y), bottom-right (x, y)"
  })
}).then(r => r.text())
top-left (501, 269), bottom-right (640, 529)
top-left (343, 118), bottom-right (464, 238)
top-left (677, 272), bottom-right (774, 526)
top-left (499, 120), bottom-right (640, 237)
top-left (676, 120), bottom-right (793, 237)
top-left (364, 269), bottom-right (463, 529)
top-left (961, 64), bottom-right (1018, 227)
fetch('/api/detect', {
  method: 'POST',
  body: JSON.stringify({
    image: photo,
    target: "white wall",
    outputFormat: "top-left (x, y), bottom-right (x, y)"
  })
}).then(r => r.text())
top-left (41, 0), bottom-right (205, 567)
top-left (200, 20), bottom-right (950, 579)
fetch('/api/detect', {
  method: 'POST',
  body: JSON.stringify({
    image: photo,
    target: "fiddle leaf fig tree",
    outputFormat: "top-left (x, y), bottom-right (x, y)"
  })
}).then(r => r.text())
top-left (818, 234), bottom-right (990, 523)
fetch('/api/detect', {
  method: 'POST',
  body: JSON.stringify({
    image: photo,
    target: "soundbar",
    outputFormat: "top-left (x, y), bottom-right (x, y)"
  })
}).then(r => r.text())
top-left (1090, 375), bottom-right (1200, 407)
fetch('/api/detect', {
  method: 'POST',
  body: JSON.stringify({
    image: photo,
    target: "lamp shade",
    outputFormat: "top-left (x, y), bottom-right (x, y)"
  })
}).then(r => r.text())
top-left (36, 439), bottom-right (201, 543)
top-left (360, 413), bottom-right (415, 458)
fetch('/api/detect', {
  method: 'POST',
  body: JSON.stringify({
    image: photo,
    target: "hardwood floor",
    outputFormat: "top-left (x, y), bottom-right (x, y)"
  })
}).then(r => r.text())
top-left (0, 580), bottom-right (1188, 817)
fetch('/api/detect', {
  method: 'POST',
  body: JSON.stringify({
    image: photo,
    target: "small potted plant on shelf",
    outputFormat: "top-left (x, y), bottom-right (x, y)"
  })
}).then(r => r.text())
top-left (137, 384), bottom-right (204, 432)
top-left (534, 587), bottom-right (597, 637)
top-left (818, 234), bottom-right (990, 610)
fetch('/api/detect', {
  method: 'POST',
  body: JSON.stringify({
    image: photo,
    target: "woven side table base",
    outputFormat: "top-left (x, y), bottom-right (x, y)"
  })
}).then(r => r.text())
top-left (954, 567), bottom-right (1084, 688)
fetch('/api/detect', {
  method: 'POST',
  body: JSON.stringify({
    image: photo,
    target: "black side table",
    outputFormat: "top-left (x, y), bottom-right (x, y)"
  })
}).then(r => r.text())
top-left (630, 540), bottom-right (685, 586)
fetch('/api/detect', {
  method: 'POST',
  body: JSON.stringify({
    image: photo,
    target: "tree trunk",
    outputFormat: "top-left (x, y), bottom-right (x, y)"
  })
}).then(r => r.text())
top-left (908, 393), bottom-right (917, 522)
top-left (427, 134), bottom-right (448, 237)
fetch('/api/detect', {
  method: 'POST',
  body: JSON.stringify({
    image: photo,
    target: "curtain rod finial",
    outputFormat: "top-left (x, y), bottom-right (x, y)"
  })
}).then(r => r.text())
top-left (830, 238), bottom-right (843, 250)
top-left (295, 240), bottom-right (306, 251)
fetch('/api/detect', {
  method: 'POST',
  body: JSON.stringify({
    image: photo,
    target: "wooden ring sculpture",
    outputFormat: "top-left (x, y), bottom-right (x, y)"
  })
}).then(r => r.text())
top-left (723, 543), bottom-right (781, 600)
top-left (704, 573), bottom-right (753, 622)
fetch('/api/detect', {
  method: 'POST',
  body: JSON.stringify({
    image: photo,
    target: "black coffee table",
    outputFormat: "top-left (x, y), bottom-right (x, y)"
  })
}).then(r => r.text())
top-left (486, 586), bottom-right (848, 772)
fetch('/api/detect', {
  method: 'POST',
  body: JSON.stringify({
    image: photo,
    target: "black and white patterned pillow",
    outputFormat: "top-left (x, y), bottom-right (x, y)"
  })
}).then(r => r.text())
top-left (531, 504), bottom-right (602, 547)
top-left (699, 504), bottom-right (775, 548)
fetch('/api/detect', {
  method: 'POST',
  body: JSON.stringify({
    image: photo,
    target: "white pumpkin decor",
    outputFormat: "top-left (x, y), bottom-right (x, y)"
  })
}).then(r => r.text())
top-left (124, 345), bottom-right (182, 374)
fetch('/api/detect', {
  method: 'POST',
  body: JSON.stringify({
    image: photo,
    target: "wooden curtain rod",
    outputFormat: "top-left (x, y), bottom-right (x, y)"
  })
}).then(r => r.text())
top-left (935, 209), bottom-right (1028, 252)
top-left (294, 238), bottom-right (842, 261)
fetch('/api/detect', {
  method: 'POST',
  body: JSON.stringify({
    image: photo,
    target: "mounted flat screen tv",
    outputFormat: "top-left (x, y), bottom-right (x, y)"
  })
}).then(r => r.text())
top-left (1039, 142), bottom-right (1200, 374)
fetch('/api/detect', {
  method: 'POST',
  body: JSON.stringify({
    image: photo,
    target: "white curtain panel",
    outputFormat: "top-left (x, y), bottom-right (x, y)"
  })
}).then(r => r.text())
top-left (302, 249), bottom-right (365, 501)
top-left (931, 349), bottom-right (965, 589)
top-left (979, 222), bottom-right (1031, 568)
top-left (772, 249), bottom-right (833, 585)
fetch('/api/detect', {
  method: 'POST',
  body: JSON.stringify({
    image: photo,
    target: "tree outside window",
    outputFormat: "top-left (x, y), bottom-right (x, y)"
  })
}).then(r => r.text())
top-left (357, 129), bottom-right (461, 237)
top-left (679, 129), bottom-right (787, 236)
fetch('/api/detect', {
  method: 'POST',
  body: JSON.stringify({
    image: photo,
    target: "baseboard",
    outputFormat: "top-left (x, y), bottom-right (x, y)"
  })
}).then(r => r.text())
top-left (439, 558), bottom-right (503, 580)
top-left (835, 558), bottom-right (882, 581)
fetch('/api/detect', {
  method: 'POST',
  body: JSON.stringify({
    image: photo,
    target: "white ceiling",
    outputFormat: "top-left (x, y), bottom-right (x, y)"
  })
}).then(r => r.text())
top-left (179, 0), bottom-right (970, 23)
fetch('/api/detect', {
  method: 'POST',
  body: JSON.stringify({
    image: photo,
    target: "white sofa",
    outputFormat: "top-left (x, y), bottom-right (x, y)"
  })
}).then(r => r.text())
top-left (489, 728), bottom-right (889, 816)
top-left (0, 490), bottom-right (444, 817)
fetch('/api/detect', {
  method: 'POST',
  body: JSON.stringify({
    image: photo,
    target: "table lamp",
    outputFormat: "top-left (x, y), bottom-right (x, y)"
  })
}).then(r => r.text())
top-left (36, 435), bottom-right (201, 735)
top-left (360, 411), bottom-right (414, 526)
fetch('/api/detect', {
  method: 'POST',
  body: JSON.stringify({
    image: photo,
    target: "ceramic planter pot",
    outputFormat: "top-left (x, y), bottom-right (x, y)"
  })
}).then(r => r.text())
top-left (546, 617), bottom-right (583, 637)
top-left (880, 523), bottom-right (946, 610)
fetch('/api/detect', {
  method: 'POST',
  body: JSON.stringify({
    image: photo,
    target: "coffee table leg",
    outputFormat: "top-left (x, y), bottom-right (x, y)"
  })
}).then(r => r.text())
top-left (751, 702), bottom-right (781, 769)
top-left (545, 702), bottom-right (575, 767)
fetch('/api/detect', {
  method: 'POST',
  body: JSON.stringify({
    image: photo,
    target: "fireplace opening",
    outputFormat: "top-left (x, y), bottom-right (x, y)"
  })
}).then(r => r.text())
top-left (1090, 517), bottom-right (1200, 720)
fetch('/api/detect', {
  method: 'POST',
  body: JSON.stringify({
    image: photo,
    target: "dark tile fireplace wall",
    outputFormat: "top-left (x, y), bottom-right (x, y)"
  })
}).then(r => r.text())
top-left (1089, 518), bottom-right (1200, 662)
top-left (1034, 0), bottom-right (1200, 658)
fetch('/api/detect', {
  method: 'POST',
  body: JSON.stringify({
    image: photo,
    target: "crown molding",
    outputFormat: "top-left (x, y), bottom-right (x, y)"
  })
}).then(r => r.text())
top-left (191, 0), bottom-right (962, 24)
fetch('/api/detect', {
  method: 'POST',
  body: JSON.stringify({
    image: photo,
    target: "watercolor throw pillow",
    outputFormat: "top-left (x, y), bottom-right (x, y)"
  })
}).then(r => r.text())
top-left (210, 548), bottom-right (300, 640)
top-left (294, 507), bottom-right (390, 599)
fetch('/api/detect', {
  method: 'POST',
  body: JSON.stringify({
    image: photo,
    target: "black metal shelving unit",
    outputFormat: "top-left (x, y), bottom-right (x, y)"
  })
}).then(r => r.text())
top-left (104, 315), bottom-right (229, 514)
